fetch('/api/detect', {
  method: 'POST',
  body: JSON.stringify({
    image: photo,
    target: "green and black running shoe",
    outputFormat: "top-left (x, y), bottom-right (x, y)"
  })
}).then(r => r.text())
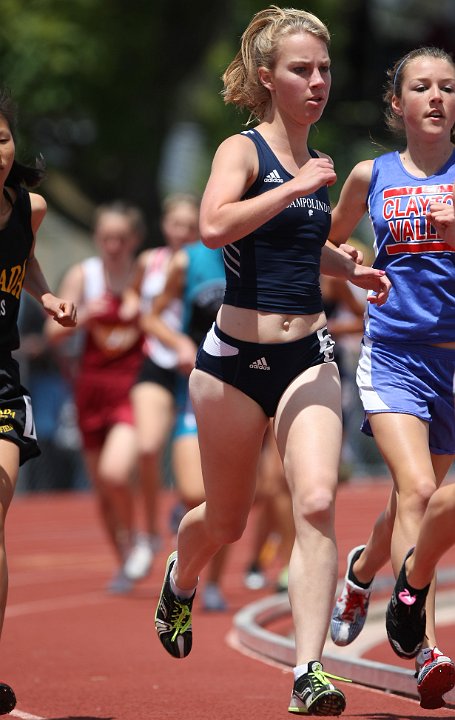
top-left (154, 551), bottom-right (195, 659)
top-left (288, 661), bottom-right (347, 716)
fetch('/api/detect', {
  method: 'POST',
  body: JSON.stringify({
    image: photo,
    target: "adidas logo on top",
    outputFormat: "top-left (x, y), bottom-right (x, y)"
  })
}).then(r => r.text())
top-left (249, 356), bottom-right (270, 370)
top-left (264, 169), bottom-right (283, 183)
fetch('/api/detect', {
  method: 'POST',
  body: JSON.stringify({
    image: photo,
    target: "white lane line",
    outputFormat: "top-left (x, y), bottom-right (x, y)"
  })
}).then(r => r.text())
top-left (6, 591), bottom-right (104, 617)
top-left (10, 568), bottom-right (109, 589)
top-left (11, 710), bottom-right (45, 719)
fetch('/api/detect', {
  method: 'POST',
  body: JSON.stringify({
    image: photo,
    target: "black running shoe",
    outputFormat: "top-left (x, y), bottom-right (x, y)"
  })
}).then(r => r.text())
top-left (288, 661), bottom-right (347, 715)
top-left (386, 548), bottom-right (430, 659)
top-left (154, 551), bottom-right (195, 659)
top-left (0, 683), bottom-right (16, 715)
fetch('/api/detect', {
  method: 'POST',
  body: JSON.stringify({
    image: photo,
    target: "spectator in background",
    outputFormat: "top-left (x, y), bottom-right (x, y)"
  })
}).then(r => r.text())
top-left (16, 292), bottom-right (88, 492)
top-left (124, 194), bottom-right (200, 583)
top-left (143, 239), bottom-right (229, 611)
top-left (243, 424), bottom-right (294, 594)
top-left (46, 201), bottom-right (145, 594)
top-left (321, 269), bottom-right (365, 482)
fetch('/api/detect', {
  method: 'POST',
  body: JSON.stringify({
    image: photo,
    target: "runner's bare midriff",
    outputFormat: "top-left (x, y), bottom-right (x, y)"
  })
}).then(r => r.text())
top-left (217, 303), bottom-right (327, 344)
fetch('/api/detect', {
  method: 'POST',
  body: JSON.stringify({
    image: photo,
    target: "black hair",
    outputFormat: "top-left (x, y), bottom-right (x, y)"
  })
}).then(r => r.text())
top-left (0, 87), bottom-right (46, 190)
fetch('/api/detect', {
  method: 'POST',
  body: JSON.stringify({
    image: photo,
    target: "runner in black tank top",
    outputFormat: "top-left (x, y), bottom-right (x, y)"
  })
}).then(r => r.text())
top-left (0, 88), bottom-right (76, 714)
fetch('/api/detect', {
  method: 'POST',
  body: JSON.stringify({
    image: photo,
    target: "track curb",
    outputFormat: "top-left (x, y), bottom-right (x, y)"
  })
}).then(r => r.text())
top-left (233, 593), bottom-right (455, 705)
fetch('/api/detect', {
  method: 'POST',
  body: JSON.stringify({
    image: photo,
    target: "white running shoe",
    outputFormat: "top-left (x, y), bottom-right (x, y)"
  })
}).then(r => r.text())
top-left (330, 545), bottom-right (373, 646)
top-left (244, 563), bottom-right (267, 590)
top-left (123, 534), bottom-right (160, 581)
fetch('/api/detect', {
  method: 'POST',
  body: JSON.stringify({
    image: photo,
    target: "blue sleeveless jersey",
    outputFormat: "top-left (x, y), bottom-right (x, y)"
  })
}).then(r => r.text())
top-left (366, 151), bottom-right (455, 344)
top-left (222, 128), bottom-right (332, 315)
top-left (182, 241), bottom-right (225, 346)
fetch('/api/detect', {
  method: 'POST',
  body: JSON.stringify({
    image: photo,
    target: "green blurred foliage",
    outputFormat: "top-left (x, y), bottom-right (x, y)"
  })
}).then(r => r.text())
top-left (0, 0), bottom-right (231, 233)
top-left (0, 0), bottom-right (453, 241)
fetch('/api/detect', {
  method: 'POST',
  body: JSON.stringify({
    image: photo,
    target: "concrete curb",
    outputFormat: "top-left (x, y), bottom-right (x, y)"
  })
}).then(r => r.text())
top-left (233, 593), bottom-right (455, 705)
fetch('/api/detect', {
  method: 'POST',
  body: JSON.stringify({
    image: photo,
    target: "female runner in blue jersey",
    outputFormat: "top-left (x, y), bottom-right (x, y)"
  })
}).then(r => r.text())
top-left (154, 7), bottom-right (390, 715)
top-left (329, 47), bottom-right (455, 710)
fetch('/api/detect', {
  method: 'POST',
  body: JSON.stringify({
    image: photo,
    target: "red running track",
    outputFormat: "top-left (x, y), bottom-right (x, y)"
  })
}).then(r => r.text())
top-left (3, 480), bottom-right (455, 719)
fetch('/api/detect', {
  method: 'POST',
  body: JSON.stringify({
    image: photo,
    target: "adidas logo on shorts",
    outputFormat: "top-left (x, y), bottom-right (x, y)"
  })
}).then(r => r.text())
top-left (264, 169), bottom-right (283, 183)
top-left (249, 357), bottom-right (270, 370)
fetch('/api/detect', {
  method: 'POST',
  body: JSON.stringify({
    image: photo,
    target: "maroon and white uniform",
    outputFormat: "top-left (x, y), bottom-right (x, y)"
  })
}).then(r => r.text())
top-left (75, 256), bottom-right (143, 449)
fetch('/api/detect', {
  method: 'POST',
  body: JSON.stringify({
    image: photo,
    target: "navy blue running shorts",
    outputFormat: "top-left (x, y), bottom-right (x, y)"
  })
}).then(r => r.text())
top-left (195, 322), bottom-right (336, 417)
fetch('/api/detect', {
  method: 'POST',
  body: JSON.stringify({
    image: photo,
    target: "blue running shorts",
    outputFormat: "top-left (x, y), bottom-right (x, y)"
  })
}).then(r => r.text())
top-left (357, 337), bottom-right (455, 454)
top-left (195, 322), bottom-right (336, 418)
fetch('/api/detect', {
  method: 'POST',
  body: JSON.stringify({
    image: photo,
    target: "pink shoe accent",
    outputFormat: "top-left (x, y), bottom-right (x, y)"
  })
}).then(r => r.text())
top-left (398, 589), bottom-right (416, 605)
